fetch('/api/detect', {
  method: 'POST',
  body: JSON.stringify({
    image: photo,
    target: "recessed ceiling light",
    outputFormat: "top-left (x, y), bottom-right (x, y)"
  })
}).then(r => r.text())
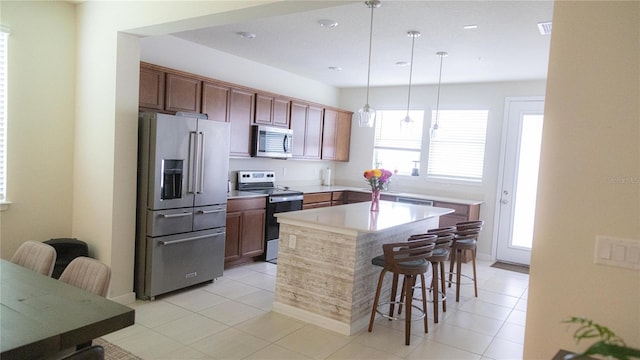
top-left (236, 31), bottom-right (256, 39)
top-left (463, 24), bottom-right (478, 30)
top-left (318, 19), bottom-right (339, 28)
top-left (328, 66), bottom-right (342, 71)
top-left (537, 21), bottom-right (552, 35)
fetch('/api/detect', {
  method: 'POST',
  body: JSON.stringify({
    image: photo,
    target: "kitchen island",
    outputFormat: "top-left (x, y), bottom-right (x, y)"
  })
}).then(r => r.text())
top-left (273, 200), bottom-right (453, 335)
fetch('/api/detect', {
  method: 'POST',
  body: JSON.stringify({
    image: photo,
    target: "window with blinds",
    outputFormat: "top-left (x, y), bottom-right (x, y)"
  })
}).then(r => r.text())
top-left (0, 28), bottom-right (7, 201)
top-left (427, 109), bottom-right (488, 182)
top-left (373, 110), bottom-right (424, 175)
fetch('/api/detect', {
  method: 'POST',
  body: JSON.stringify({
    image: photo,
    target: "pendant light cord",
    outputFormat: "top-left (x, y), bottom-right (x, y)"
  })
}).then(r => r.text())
top-left (405, 32), bottom-right (418, 118)
top-left (365, 1), bottom-right (376, 105)
top-left (434, 52), bottom-right (447, 127)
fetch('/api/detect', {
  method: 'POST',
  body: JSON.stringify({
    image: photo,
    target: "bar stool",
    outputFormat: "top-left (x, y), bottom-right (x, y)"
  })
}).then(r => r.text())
top-left (448, 220), bottom-right (484, 302)
top-left (399, 228), bottom-right (454, 323)
top-left (368, 236), bottom-right (436, 345)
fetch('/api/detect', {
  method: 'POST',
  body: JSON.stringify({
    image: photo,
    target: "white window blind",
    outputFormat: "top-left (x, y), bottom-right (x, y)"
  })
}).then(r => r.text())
top-left (0, 28), bottom-right (8, 201)
top-left (373, 110), bottom-right (423, 175)
top-left (427, 109), bottom-right (488, 181)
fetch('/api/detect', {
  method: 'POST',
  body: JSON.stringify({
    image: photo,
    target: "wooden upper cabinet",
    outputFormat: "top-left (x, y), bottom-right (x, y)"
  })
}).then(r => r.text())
top-left (273, 97), bottom-right (291, 127)
top-left (290, 101), bottom-right (323, 160)
top-left (255, 93), bottom-right (290, 128)
top-left (322, 109), bottom-right (352, 161)
top-left (228, 88), bottom-right (255, 157)
top-left (139, 65), bottom-right (165, 110)
top-left (165, 73), bottom-right (201, 113)
top-left (254, 93), bottom-right (274, 126)
top-left (322, 109), bottom-right (338, 160)
top-left (202, 81), bottom-right (230, 122)
top-left (305, 105), bottom-right (323, 159)
top-left (335, 110), bottom-right (352, 161)
top-left (290, 101), bottom-right (307, 158)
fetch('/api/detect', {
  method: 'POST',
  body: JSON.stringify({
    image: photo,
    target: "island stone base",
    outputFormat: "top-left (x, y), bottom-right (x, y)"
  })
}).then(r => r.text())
top-left (273, 217), bottom-right (438, 335)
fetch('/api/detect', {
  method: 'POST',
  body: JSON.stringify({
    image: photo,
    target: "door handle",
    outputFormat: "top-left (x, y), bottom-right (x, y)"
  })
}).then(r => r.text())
top-left (197, 131), bottom-right (206, 194)
top-left (187, 131), bottom-right (197, 194)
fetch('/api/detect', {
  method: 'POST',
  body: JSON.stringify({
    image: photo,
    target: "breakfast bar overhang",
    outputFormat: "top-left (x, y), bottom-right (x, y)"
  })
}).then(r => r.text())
top-left (273, 200), bottom-right (454, 335)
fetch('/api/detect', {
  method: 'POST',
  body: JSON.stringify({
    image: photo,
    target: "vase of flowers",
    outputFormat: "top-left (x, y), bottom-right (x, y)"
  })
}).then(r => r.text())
top-left (363, 168), bottom-right (393, 212)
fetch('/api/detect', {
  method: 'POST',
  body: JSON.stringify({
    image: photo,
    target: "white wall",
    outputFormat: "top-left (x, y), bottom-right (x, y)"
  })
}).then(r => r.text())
top-left (0, 1), bottom-right (76, 258)
top-left (524, 2), bottom-right (639, 357)
top-left (339, 81), bottom-right (547, 258)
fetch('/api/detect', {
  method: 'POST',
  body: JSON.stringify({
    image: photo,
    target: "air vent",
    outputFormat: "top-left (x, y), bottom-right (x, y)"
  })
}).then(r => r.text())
top-left (537, 22), bottom-right (552, 35)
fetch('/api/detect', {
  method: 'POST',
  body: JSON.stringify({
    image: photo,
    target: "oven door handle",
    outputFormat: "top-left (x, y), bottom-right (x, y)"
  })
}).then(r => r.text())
top-left (159, 232), bottom-right (225, 246)
top-left (269, 194), bottom-right (304, 203)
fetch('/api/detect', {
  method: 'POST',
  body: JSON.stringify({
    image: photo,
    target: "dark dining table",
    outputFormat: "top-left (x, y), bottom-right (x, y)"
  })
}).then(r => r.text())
top-left (0, 259), bottom-right (135, 360)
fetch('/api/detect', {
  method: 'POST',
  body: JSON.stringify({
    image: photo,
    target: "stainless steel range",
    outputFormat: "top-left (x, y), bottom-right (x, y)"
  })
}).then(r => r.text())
top-left (237, 171), bottom-right (303, 263)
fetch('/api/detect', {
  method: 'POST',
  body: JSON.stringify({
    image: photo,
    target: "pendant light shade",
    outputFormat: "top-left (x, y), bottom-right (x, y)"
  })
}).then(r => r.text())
top-left (431, 51), bottom-right (448, 138)
top-left (357, 0), bottom-right (381, 128)
top-left (400, 30), bottom-right (420, 130)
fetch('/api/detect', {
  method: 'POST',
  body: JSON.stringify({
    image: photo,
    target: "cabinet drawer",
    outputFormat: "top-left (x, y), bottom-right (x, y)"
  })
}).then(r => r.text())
top-left (433, 201), bottom-right (470, 216)
top-left (227, 197), bottom-right (266, 212)
top-left (303, 192), bottom-right (332, 204)
top-left (332, 191), bottom-right (345, 202)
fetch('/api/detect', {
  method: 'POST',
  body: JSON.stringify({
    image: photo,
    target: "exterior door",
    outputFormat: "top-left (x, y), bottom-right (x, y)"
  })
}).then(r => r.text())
top-left (495, 98), bottom-right (544, 265)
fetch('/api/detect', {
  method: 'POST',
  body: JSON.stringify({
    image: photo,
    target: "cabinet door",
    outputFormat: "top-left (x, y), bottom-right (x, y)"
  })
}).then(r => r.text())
top-left (335, 111), bottom-right (352, 161)
top-left (225, 212), bottom-right (242, 263)
top-left (228, 88), bottom-right (255, 157)
top-left (321, 109), bottom-right (338, 160)
top-left (254, 93), bottom-right (273, 125)
top-left (290, 101), bottom-right (307, 158)
top-left (241, 209), bottom-right (265, 257)
top-left (305, 105), bottom-right (323, 159)
top-left (165, 73), bottom-right (201, 113)
top-left (273, 97), bottom-right (291, 127)
top-left (202, 81), bottom-right (230, 122)
top-left (139, 66), bottom-right (165, 110)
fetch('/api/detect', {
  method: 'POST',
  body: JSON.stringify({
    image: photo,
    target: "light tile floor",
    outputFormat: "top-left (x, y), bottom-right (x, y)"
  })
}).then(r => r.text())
top-left (104, 259), bottom-right (529, 359)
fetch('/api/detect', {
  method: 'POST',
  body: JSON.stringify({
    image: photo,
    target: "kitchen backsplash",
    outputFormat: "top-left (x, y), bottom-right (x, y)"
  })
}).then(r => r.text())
top-left (229, 158), bottom-right (333, 188)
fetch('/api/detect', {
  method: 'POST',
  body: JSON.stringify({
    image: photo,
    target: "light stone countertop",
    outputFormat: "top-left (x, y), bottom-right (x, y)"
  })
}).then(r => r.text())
top-left (275, 200), bottom-right (454, 234)
top-left (286, 184), bottom-right (483, 205)
top-left (227, 190), bottom-right (267, 200)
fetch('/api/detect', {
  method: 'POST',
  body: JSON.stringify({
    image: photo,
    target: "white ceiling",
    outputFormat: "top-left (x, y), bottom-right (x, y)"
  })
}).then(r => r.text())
top-left (172, 1), bottom-right (554, 88)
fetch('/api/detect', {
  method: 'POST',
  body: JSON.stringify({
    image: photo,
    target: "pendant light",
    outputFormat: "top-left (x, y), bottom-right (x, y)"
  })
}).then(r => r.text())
top-left (431, 51), bottom-right (448, 138)
top-left (357, 0), bottom-right (381, 128)
top-left (400, 30), bottom-right (420, 130)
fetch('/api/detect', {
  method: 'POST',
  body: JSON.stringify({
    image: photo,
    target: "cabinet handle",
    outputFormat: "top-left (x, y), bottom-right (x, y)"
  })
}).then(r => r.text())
top-left (160, 212), bottom-right (193, 218)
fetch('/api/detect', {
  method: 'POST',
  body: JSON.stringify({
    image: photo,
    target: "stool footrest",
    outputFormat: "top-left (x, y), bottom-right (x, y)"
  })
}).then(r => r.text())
top-left (376, 301), bottom-right (425, 321)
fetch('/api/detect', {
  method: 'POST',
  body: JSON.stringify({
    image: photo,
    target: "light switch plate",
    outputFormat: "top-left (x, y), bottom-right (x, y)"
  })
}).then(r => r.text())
top-left (594, 236), bottom-right (640, 270)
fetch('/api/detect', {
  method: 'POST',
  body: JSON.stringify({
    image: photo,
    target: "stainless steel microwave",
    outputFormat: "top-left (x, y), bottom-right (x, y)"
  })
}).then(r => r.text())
top-left (251, 125), bottom-right (293, 159)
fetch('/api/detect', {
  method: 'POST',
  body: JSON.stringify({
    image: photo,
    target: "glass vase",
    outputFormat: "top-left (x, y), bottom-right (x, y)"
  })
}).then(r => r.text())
top-left (370, 189), bottom-right (381, 211)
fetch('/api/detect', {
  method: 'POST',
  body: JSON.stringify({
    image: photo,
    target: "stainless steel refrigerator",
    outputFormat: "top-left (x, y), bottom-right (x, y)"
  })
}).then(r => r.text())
top-left (136, 112), bottom-right (230, 300)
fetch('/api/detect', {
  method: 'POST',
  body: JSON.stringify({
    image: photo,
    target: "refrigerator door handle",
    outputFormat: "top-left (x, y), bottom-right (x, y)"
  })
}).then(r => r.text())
top-left (197, 131), bottom-right (206, 194)
top-left (187, 131), bottom-right (198, 194)
top-left (159, 212), bottom-right (193, 218)
top-left (197, 209), bottom-right (225, 214)
top-left (159, 231), bottom-right (226, 246)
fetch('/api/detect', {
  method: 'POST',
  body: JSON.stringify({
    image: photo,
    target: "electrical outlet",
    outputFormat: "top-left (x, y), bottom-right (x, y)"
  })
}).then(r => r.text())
top-left (594, 236), bottom-right (640, 270)
top-left (288, 235), bottom-right (296, 249)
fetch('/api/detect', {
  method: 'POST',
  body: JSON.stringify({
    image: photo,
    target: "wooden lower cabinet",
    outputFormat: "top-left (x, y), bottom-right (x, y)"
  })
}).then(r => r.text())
top-left (345, 191), bottom-right (396, 203)
top-left (225, 197), bottom-right (266, 268)
top-left (432, 201), bottom-right (480, 228)
top-left (303, 192), bottom-right (332, 209)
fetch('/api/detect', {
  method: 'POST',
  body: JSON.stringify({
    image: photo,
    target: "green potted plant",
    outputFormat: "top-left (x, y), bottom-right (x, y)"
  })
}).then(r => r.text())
top-left (564, 317), bottom-right (640, 359)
